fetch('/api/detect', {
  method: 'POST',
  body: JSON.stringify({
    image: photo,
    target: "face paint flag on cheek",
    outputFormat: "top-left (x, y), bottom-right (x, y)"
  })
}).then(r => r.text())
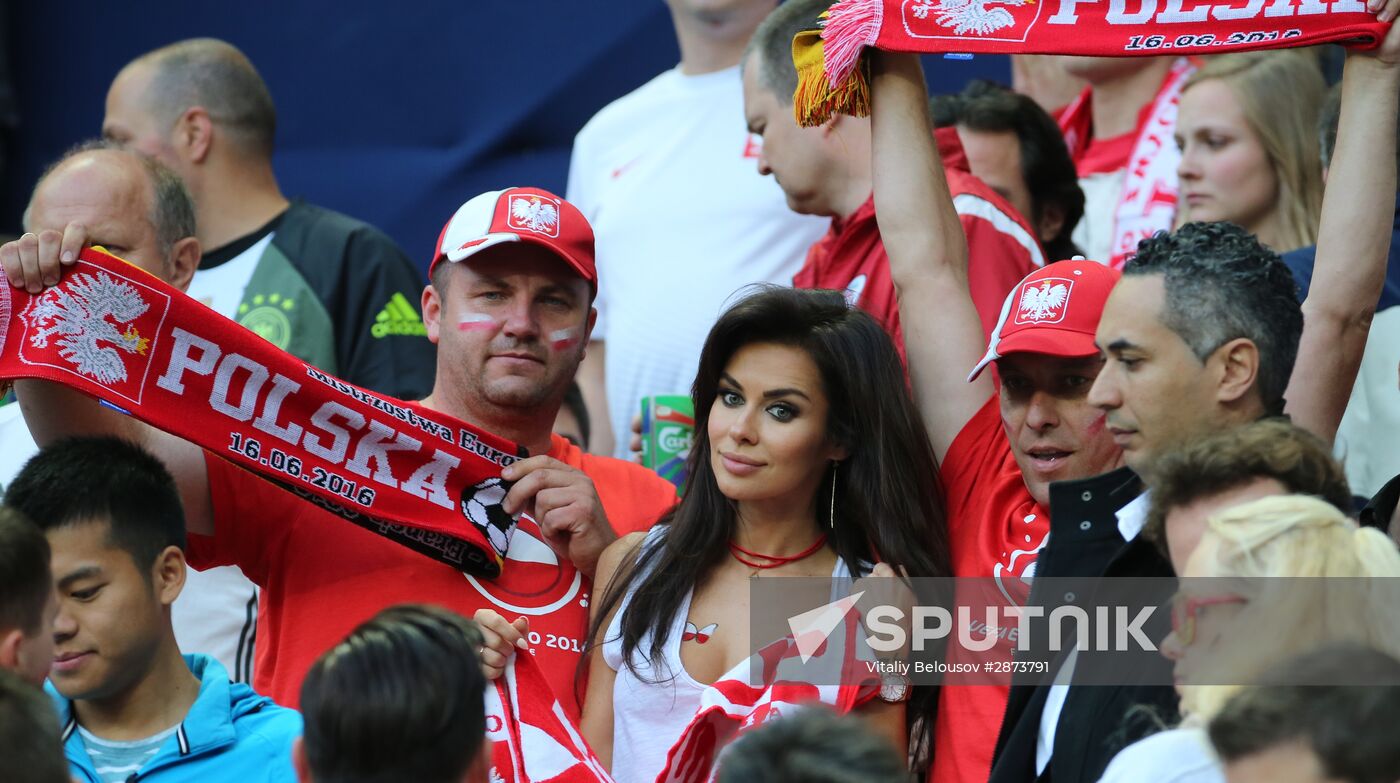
top-left (0, 248), bottom-right (527, 578)
top-left (548, 327), bottom-right (579, 351)
top-left (458, 313), bottom-right (500, 332)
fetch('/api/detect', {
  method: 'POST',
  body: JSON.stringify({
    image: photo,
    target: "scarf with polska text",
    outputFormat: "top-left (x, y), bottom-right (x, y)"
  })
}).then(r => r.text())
top-left (792, 0), bottom-right (1390, 127)
top-left (0, 247), bottom-right (523, 577)
top-left (1059, 57), bottom-right (1195, 268)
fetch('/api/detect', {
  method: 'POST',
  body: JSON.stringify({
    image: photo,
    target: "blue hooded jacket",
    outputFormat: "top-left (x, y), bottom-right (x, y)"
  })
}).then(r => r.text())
top-left (50, 654), bottom-right (301, 782)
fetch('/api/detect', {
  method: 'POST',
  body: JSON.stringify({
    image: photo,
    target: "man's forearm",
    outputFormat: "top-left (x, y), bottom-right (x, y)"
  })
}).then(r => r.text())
top-left (1288, 51), bottom-right (1400, 440)
top-left (872, 52), bottom-right (993, 459)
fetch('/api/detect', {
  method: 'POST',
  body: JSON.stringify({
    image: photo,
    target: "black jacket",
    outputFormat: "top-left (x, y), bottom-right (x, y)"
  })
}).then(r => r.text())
top-left (988, 467), bottom-right (1179, 783)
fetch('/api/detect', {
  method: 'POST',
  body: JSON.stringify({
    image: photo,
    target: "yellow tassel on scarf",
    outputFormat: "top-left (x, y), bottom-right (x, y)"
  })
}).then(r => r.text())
top-left (792, 6), bottom-right (876, 127)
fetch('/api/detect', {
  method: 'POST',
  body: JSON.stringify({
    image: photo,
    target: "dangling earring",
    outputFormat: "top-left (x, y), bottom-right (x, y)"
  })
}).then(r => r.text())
top-left (828, 462), bottom-right (838, 529)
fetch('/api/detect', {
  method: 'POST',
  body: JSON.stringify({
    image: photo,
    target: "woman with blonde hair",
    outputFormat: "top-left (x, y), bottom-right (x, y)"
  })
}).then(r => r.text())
top-left (1174, 51), bottom-right (1326, 253)
top-left (1098, 494), bottom-right (1400, 782)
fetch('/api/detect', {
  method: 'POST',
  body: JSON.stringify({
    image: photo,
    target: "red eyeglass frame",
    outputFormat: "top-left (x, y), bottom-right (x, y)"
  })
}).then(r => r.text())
top-left (1171, 593), bottom-right (1248, 646)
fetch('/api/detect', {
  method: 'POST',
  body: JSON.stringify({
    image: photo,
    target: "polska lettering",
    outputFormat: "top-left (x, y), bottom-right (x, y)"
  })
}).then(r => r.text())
top-left (157, 327), bottom-right (463, 511)
top-left (0, 249), bottom-right (522, 576)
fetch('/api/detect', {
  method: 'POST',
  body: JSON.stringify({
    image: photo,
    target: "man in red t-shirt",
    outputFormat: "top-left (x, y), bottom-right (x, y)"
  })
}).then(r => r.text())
top-left (10, 186), bottom-right (677, 716)
top-left (741, 1), bottom-right (1044, 354)
top-left (870, 54), bottom-right (1125, 783)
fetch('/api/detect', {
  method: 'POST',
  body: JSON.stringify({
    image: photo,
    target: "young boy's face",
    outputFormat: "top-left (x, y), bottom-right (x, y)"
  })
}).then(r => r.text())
top-left (4, 588), bottom-right (58, 686)
top-left (47, 519), bottom-right (183, 701)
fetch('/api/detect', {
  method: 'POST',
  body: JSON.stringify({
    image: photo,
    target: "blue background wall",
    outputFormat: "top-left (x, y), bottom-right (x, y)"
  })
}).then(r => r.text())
top-left (3, 1), bottom-right (1008, 275)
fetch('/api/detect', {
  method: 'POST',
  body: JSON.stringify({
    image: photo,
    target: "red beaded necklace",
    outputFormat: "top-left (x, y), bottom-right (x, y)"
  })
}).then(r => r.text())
top-left (728, 534), bottom-right (829, 571)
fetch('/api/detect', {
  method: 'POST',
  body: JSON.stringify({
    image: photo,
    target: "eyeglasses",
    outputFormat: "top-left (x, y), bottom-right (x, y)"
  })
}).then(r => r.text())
top-left (1170, 593), bottom-right (1247, 646)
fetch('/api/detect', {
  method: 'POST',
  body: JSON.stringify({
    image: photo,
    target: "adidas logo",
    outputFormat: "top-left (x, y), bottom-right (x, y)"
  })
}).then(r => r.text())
top-left (372, 292), bottom-right (428, 338)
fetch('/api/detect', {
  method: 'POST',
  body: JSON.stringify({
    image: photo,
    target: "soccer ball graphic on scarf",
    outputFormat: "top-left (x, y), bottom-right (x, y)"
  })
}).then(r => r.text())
top-left (461, 477), bottom-right (515, 557)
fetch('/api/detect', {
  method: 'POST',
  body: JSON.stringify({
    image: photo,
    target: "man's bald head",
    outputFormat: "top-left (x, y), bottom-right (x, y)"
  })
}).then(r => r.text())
top-left (106, 38), bottom-right (276, 161)
top-left (24, 142), bottom-right (198, 286)
top-left (28, 141), bottom-right (195, 256)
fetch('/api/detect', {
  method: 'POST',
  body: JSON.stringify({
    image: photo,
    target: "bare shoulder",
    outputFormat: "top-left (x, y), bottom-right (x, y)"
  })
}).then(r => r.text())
top-left (597, 531), bottom-right (649, 586)
top-left (590, 530), bottom-right (652, 624)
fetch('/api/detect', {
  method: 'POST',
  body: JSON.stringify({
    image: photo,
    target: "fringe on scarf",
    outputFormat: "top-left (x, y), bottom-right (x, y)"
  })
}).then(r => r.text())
top-left (793, 0), bottom-right (880, 127)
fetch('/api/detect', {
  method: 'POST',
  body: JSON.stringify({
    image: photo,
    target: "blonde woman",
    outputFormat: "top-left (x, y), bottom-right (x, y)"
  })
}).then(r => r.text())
top-left (1097, 494), bottom-right (1400, 783)
top-left (1174, 51), bottom-right (1326, 253)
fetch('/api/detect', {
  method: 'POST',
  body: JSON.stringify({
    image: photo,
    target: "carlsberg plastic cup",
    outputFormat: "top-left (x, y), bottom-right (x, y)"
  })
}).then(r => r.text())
top-left (640, 395), bottom-right (694, 496)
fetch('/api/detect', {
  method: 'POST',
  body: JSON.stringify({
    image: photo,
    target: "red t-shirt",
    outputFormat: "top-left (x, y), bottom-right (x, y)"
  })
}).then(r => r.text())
top-left (929, 396), bottom-right (1049, 783)
top-left (792, 136), bottom-right (1044, 354)
top-left (187, 427), bottom-right (677, 715)
top-left (1075, 130), bottom-right (1136, 178)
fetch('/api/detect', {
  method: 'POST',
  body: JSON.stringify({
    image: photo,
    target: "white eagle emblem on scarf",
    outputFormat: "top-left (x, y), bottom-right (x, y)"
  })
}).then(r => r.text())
top-left (25, 271), bottom-right (151, 385)
top-left (912, 0), bottom-right (1035, 36)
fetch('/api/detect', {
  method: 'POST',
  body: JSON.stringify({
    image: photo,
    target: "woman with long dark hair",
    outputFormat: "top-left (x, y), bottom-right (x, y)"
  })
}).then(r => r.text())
top-left (578, 286), bottom-right (950, 781)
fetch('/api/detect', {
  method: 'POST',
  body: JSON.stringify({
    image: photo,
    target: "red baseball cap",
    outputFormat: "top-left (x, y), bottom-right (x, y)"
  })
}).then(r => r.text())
top-left (428, 187), bottom-right (596, 291)
top-left (967, 259), bottom-right (1121, 382)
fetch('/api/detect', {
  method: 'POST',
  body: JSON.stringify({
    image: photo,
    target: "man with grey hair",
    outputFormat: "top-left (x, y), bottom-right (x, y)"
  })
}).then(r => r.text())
top-left (102, 38), bottom-right (435, 401)
top-left (0, 141), bottom-right (260, 683)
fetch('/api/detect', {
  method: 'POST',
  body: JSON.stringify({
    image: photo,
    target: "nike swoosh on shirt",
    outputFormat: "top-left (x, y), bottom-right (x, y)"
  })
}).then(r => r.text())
top-left (611, 156), bottom-right (643, 179)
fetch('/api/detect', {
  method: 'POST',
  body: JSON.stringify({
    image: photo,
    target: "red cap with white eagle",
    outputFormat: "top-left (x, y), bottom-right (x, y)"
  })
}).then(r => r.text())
top-left (967, 259), bottom-right (1121, 382)
top-left (428, 187), bottom-right (596, 292)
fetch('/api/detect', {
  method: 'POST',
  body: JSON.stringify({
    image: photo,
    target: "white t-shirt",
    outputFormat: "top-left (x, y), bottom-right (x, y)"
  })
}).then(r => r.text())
top-left (567, 65), bottom-right (828, 457)
top-left (0, 402), bottom-right (257, 682)
top-left (1334, 305), bottom-right (1400, 496)
top-left (1072, 170), bottom-right (1127, 265)
top-left (0, 402), bottom-right (34, 496)
top-left (1097, 726), bottom-right (1223, 783)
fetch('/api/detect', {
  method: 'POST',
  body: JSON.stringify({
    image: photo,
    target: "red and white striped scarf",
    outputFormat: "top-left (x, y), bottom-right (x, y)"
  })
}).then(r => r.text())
top-left (654, 599), bottom-right (881, 783)
top-left (1058, 57), bottom-right (1195, 268)
top-left (0, 248), bottom-right (522, 575)
top-left (793, 0), bottom-right (1389, 127)
top-left (487, 654), bottom-right (614, 783)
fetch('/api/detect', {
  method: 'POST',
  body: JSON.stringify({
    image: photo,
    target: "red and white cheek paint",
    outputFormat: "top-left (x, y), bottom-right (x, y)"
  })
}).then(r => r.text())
top-left (457, 313), bottom-right (500, 332)
top-left (549, 327), bottom-right (580, 351)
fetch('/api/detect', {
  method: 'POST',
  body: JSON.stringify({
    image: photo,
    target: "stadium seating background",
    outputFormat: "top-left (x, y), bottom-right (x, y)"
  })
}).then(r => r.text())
top-left (2, 1), bottom-right (1009, 276)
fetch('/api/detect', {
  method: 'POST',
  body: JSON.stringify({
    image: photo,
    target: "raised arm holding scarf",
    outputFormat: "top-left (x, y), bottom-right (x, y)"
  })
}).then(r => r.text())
top-left (793, 0), bottom-right (1391, 126)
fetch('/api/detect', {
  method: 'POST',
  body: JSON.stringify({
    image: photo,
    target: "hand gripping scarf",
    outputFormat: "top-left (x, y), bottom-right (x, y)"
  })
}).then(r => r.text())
top-left (0, 248), bottom-right (524, 577)
top-left (793, 0), bottom-right (1391, 126)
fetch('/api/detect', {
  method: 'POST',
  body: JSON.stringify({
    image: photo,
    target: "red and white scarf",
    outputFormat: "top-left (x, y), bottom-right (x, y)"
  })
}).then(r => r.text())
top-left (654, 601), bottom-right (881, 783)
top-left (793, 0), bottom-right (1390, 126)
top-left (487, 654), bottom-right (614, 783)
top-left (0, 248), bottom-right (522, 576)
top-left (1058, 58), bottom-right (1195, 268)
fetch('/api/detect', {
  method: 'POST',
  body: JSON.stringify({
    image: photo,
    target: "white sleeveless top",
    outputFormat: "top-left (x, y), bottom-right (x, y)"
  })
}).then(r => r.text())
top-left (601, 527), bottom-right (856, 783)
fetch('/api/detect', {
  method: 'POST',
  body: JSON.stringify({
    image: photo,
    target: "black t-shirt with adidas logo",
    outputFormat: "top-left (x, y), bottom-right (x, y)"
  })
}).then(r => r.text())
top-left (189, 201), bottom-right (435, 400)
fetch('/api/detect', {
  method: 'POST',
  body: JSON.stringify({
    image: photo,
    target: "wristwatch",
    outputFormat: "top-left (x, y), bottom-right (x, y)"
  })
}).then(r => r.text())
top-left (879, 671), bottom-right (911, 703)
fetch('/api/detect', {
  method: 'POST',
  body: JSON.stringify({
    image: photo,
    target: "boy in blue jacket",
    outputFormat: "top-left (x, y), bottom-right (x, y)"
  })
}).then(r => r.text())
top-left (6, 436), bottom-right (300, 782)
